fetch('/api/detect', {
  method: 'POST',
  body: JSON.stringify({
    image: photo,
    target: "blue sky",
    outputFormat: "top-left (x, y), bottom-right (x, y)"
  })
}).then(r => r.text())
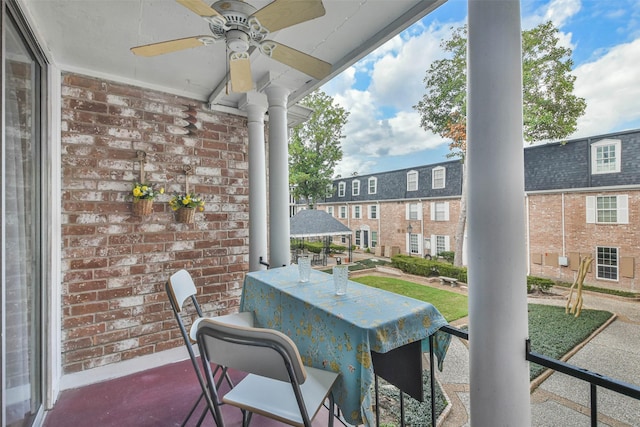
top-left (322, 0), bottom-right (640, 177)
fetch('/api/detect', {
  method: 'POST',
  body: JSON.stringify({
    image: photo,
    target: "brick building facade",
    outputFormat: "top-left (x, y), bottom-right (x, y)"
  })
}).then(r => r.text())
top-left (60, 73), bottom-right (250, 374)
top-left (318, 129), bottom-right (640, 292)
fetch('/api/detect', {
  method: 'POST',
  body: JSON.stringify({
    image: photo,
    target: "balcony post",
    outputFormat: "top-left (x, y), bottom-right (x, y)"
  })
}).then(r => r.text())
top-left (240, 93), bottom-right (269, 272)
top-left (467, 0), bottom-right (531, 425)
top-left (265, 85), bottom-right (291, 267)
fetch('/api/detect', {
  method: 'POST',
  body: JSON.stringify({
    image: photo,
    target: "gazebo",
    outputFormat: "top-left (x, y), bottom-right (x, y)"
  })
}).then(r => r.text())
top-left (289, 209), bottom-right (352, 266)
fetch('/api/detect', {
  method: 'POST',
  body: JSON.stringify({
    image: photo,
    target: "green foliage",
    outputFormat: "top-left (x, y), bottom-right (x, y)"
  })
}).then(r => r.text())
top-left (527, 276), bottom-right (555, 293)
top-left (414, 21), bottom-right (586, 144)
top-left (438, 251), bottom-right (455, 264)
top-left (289, 90), bottom-right (349, 207)
top-left (329, 243), bottom-right (346, 254)
top-left (528, 304), bottom-right (613, 379)
top-left (554, 281), bottom-right (639, 298)
top-left (391, 255), bottom-right (468, 283)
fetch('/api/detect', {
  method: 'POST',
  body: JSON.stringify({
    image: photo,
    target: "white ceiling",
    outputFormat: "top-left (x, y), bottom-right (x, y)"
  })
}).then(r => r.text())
top-left (19, 0), bottom-right (446, 110)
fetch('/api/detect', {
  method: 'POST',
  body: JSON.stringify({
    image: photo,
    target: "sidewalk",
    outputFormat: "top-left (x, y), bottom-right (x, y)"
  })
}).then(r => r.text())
top-left (436, 287), bottom-right (640, 427)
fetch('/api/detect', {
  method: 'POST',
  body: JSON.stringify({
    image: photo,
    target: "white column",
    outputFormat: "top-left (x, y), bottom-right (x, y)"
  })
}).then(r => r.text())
top-left (467, 1), bottom-right (531, 426)
top-left (265, 85), bottom-right (291, 268)
top-left (240, 93), bottom-right (269, 272)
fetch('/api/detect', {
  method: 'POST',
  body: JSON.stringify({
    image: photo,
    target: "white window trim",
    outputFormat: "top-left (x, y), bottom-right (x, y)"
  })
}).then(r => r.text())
top-left (432, 166), bottom-right (446, 189)
top-left (326, 206), bottom-right (334, 217)
top-left (368, 177), bottom-right (377, 194)
top-left (352, 180), bottom-right (360, 196)
top-left (431, 234), bottom-right (451, 255)
top-left (352, 205), bottom-right (362, 219)
top-left (586, 195), bottom-right (628, 224)
top-left (338, 181), bottom-right (346, 197)
top-left (405, 203), bottom-right (422, 220)
top-left (407, 170), bottom-right (418, 191)
top-left (368, 204), bottom-right (378, 219)
top-left (591, 139), bottom-right (621, 175)
top-left (339, 206), bottom-right (347, 219)
top-left (596, 246), bottom-right (619, 281)
top-left (430, 201), bottom-right (450, 221)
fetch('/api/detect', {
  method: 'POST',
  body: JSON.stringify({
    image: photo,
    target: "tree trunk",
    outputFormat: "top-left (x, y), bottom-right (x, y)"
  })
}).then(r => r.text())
top-left (454, 162), bottom-right (467, 266)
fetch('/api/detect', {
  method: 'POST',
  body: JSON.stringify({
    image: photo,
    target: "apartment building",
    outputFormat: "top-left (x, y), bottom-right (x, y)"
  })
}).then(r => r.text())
top-left (317, 128), bottom-right (640, 292)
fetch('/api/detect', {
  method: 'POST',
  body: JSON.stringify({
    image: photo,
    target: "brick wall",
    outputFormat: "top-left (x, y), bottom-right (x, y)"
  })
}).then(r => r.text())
top-left (528, 192), bottom-right (639, 291)
top-left (60, 73), bottom-right (249, 373)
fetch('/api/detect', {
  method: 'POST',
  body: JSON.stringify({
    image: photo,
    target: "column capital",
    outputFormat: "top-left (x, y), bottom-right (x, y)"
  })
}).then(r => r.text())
top-left (264, 85), bottom-right (290, 107)
top-left (238, 92), bottom-right (268, 115)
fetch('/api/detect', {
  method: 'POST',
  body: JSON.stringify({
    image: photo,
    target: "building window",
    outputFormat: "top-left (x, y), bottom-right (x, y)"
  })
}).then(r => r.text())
top-left (406, 203), bottom-right (420, 220)
top-left (430, 201), bottom-right (450, 221)
top-left (353, 205), bottom-right (361, 219)
top-left (586, 195), bottom-right (628, 224)
top-left (409, 234), bottom-right (419, 255)
top-left (591, 139), bottom-right (621, 174)
top-left (368, 205), bottom-right (378, 219)
top-left (371, 231), bottom-right (378, 248)
top-left (407, 170), bottom-right (418, 191)
top-left (339, 206), bottom-right (347, 219)
top-left (326, 206), bottom-right (334, 217)
top-left (338, 182), bottom-right (346, 197)
top-left (352, 180), bottom-right (360, 196)
top-left (596, 246), bottom-right (618, 281)
top-left (368, 177), bottom-right (377, 194)
top-left (435, 235), bottom-right (449, 255)
top-left (432, 166), bottom-right (446, 189)
top-left (355, 230), bottom-right (361, 246)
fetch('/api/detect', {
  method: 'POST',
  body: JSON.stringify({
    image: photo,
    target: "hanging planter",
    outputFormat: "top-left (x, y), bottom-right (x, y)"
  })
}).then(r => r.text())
top-left (170, 165), bottom-right (204, 224)
top-left (132, 198), bottom-right (154, 216)
top-left (176, 207), bottom-right (195, 224)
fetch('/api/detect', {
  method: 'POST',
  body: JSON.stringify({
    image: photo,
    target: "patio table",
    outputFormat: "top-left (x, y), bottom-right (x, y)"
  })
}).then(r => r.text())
top-left (240, 265), bottom-right (451, 426)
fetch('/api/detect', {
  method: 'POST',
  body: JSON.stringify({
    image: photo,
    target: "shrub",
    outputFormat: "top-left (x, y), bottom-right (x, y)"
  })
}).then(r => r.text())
top-left (438, 251), bottom-right (455, 264)
top-left (329, 243), bottom-right (346, 254)
top-left (304, 241), bottom-right (324, 254)
top-left (391, 255), bottom-right (468, 283)
top-left (527, 276), bottom-right (554, 293)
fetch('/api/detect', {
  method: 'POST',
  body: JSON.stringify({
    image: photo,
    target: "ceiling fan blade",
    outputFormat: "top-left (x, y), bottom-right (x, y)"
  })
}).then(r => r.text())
top-left (252, 0), bottom-right (325, 32)
top-left (229, 53), bottom-right (253, 93)
top-left (261, 41), bottom-right (331, 80)
top-left (131, 36), bottom-right (214, 57)
top-left (175, 0), bottom-right (223, 18)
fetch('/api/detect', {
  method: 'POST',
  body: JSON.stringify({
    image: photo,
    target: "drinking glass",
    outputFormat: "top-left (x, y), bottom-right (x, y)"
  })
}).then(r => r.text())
top-left (298, 256), bottom-right (311, 283)
top-left (333, 264), bottom-right (349, 295)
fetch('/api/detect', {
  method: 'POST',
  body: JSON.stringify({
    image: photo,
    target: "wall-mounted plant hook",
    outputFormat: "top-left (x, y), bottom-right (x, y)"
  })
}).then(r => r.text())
top-left (136, 150), bottom-right (147, 183)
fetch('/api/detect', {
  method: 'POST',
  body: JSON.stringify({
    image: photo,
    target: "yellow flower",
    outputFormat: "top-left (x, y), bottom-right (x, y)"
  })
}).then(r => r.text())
top-left (132, 187), bottom-right (142, 197)
top-left (141, 185), bottom-right (148, 192)
top-left (159, 188), bottom-right (164, 194)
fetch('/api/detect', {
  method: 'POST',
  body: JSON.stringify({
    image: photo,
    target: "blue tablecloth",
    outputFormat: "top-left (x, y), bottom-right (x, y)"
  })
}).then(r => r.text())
top-left (240, 265), bottom-right (451, 426)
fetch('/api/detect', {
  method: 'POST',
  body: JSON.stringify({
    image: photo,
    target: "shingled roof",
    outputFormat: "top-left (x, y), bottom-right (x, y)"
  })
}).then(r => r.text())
top-left (290, 209), bottom-right (352, 238)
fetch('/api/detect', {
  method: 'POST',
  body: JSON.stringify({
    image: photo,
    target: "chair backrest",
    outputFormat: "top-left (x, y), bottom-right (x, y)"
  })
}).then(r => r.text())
top-left (166, 269), bottom-right (205, 344)
top-left (197, 318), bottom-right (307, 385)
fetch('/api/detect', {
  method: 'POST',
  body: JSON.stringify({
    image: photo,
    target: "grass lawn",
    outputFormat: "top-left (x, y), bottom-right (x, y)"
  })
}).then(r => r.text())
top-left (354, 276), bottom-right (613, 380)
top-left (352, 275), bottom-right (468, 322)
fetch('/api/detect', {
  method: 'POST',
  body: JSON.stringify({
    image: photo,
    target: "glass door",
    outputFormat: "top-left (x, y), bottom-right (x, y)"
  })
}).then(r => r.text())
top-left (3, 7), bottom-right (43, 426)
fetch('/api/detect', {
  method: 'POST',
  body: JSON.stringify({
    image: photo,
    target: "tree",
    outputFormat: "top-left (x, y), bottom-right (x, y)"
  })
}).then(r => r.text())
top-left (414, 21), bottom-right (586, 265)
top-left (289, 90), bottom-right (349, 208)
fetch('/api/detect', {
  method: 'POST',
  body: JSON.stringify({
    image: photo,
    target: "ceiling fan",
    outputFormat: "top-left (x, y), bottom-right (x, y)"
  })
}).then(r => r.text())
top-left (131, 0), bottom-right (332, 93)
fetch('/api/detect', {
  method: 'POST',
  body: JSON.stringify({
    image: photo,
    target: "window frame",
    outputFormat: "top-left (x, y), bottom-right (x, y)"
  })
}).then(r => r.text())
top-left (586, 195), bottom-right (628, 224)
top-left (368, 177), bottom-right (377, 194)
top-left (406, 170), bottom-right (418, 192)
top-left (326, 206), bottom-right (334, 217)
top-left (432, 166), bottom-right (446, 189)
top-left (353, 205), bottom-right (362, 219)
top-left (352, 180), bottom-right (360, 196)
top-left (596, 246), bottom-right (619, 281)
top-left (591, 139), bottom-right (621, 175)
top-left (339, 206), bottom-right (347, 219)
top-left (368, 204), bottom-right (378, 220)
top-left (338, 181), bottom-right (346, 197)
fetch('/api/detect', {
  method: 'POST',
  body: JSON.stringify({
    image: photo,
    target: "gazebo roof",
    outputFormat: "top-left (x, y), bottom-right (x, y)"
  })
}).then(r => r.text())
top-left (290, 209), bottom-right (352, 238)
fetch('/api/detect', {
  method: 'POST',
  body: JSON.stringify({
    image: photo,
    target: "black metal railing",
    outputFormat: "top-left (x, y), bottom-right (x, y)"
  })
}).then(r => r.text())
top-left (423, 325), bottom-right (640, 427)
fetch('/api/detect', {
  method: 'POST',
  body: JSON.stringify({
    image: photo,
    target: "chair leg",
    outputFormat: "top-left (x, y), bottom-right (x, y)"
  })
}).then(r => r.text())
top-left (242, 409), bottom-right (253, 427)
top-left (181, 391), bottom-right (204, 427)
top-left (328, 393), bottom-right (335, 427)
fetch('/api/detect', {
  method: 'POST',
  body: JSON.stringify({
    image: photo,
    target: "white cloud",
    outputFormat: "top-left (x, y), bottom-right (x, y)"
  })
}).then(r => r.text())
top-left (573, 38), bottom-right (640, 136)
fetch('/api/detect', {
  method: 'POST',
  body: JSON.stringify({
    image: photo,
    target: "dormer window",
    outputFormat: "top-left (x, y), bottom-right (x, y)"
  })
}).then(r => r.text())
top-left (432, 166), bottom-right (446, 189)
top-left (338, 181), bottom-right (346, 197)
top-left (368, 177), bottom-right (377, 194)
top-left (352, 180), bottom-right (360, 196)
top-left (591, 139), bottom-right (621, 174)
top-left (407, 171), bottom-right (418, 191)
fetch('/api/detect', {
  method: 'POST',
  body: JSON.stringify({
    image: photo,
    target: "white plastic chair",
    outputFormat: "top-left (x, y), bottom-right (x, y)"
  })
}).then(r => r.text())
top-left (166, 269), bottom-right (254, 427)
top-left (196, 318), bottom-right (340, 427)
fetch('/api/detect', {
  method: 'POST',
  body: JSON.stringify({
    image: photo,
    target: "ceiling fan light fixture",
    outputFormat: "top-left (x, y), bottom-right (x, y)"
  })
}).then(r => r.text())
top-left (227, 29), bottom-right (250, 52)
